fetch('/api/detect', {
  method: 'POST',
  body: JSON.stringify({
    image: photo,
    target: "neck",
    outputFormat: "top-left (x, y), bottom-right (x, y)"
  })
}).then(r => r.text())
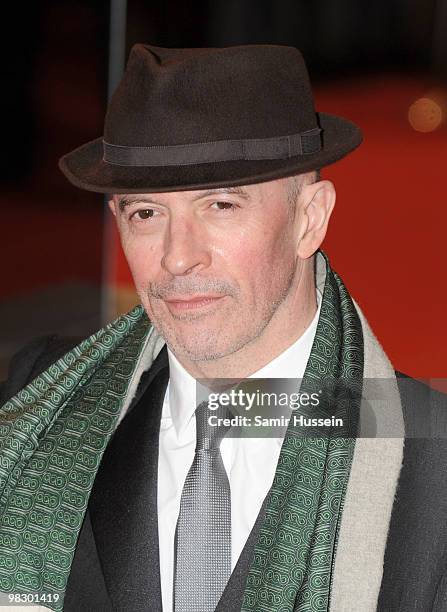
top-left (172, 260), bottom-right (318, 380)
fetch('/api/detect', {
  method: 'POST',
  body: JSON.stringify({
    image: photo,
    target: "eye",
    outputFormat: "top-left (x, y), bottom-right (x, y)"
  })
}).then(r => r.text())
top-left (131, 209), bottom-right (156, 221)
top-left (211, 201), bottom-right (237, 211)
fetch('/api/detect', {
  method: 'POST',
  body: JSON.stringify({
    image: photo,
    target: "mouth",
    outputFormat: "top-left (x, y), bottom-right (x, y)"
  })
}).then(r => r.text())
top-left (164, 295), bottom-right (225, 313)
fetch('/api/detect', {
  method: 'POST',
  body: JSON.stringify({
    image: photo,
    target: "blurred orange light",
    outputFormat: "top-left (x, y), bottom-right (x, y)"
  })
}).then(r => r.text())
top-left (408, 97), bottom-right (443, 132)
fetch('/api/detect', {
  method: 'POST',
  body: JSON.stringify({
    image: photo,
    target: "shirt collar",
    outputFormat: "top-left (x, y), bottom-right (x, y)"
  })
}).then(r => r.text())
top-left (165, 289), bottom-right (322, 438)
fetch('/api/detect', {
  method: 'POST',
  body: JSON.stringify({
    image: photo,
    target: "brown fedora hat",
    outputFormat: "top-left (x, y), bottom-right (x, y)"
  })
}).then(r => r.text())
top-left (59, 43), bottom-right (362, 194)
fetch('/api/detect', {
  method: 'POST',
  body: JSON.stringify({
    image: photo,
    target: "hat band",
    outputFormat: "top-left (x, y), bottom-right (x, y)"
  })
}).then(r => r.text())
top-left (102, 128), bottom-right (322, 167)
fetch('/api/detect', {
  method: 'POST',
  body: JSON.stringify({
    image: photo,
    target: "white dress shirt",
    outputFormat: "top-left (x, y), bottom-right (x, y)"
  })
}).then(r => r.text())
top-left (157, 291), bottom-right (322, 611)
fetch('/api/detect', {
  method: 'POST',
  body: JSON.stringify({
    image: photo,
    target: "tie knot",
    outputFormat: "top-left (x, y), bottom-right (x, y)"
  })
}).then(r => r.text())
top-left (195, 400), bottom-right (232, 451)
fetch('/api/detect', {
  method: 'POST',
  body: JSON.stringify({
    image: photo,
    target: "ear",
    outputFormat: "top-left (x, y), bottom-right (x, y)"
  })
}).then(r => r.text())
top-left (296, 180), bottom-right (336, 259)
top-left (108, 196), bottom-right (117, 218)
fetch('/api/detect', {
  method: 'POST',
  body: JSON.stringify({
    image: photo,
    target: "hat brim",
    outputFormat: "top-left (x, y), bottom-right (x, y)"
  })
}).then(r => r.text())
top-left (59, 113), bottom-right (362, 194)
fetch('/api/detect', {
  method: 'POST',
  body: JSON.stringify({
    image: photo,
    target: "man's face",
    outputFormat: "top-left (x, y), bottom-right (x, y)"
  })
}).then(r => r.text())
top-left (111, 179), bottom-right (301, 362)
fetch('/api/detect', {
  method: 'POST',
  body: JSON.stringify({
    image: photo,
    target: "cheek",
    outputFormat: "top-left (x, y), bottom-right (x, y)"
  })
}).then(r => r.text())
top-left (120, 237), bottom-right (159, 289)
top-left (236, 218), bottom-right (294, 267)
top-left (222, 229), bottom-right (294, 297)
top-left (213, 216), bottom-right (281, 261)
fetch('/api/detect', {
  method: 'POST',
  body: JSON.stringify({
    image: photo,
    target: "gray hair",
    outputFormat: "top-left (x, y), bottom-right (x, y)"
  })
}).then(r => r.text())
top-left (286, 169), bottom-right (321, 211)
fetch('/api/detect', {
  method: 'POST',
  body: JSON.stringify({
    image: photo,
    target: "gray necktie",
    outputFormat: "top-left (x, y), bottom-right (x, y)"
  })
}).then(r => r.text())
top-left (173, 400), bottom-right (232, 612)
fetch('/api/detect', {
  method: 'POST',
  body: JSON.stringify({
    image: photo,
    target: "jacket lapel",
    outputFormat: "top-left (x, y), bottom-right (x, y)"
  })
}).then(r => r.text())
top-left (64, 511), bottom-right (112, 612)
top-left (88, 346), bottom-right (169, 612)
top-left (216, 492), bottom-right (270, 611)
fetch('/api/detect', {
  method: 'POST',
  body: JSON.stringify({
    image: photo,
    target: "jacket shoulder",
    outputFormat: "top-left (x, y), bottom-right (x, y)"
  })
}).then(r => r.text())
top-left (378, 373), bottom-right (447, 610)
top-left (395, 371), bottom-right (447, 439)
top-left (0, 335), bottom-right (82, 405)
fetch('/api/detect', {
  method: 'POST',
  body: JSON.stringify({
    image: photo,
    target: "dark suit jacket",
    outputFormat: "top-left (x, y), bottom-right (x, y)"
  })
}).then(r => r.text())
top-left (1, 336), bottom-right (447, 612)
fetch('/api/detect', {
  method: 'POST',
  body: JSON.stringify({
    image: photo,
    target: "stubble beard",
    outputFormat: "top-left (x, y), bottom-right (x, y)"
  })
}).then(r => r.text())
top-left (140, 261), bottom-right (298, 363)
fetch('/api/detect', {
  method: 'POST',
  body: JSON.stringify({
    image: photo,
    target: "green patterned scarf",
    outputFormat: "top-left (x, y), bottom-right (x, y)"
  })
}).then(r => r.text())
top-left (0, 251), bottom-right (403, 611)
top-left (242, 254), bottom-right (362, 612)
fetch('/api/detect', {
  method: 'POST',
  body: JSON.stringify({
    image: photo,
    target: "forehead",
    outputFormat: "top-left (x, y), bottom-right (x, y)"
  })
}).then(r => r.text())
top-left (112, 179), bottom-right (287, 210)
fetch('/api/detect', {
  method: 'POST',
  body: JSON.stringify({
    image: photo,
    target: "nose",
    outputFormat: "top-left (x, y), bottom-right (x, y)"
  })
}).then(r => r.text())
top-left (161, 213), bottom-right (211, 276)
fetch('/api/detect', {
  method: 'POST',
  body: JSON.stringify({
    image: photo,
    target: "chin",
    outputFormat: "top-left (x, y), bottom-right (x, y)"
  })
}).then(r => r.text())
top-left (171, 340), bottom-right (230, 362)
top-left (151, 310), bottom-right (260, 362)
top-left (172, 324), bottom-right (260, 363)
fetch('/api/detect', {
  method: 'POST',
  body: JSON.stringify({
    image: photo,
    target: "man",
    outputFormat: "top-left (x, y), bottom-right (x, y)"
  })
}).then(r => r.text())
top-left (0, 43), bottom-right (446, 612)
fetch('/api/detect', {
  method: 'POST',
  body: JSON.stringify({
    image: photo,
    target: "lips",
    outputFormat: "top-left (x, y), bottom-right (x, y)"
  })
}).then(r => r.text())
top-left (164, 295), bottom-right (224, 312)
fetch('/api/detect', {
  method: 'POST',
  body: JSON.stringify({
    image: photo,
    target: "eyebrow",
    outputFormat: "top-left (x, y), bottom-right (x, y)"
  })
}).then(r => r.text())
top-left (116, 187), bottom-right (251, 213)
top-left (117, 195), bottom-right (159, 213)
top-left (191, 187), bottom-right (251, 201)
